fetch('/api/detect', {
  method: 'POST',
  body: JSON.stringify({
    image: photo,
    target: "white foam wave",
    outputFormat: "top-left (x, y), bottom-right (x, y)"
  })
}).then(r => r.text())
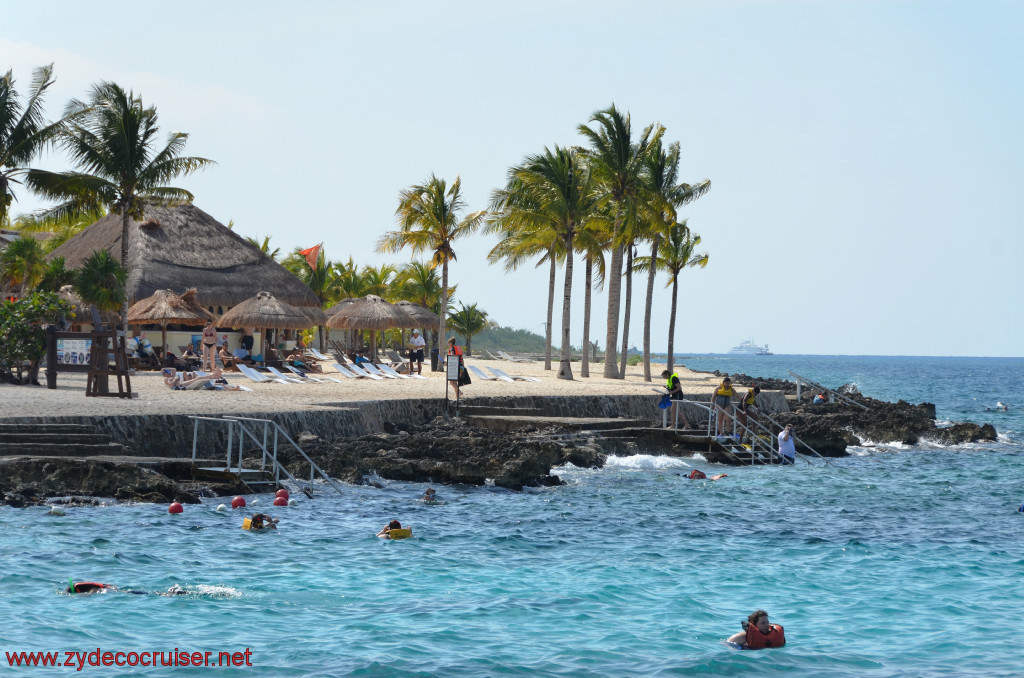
top-left (604, 454), bottom-right (693, 471)
top-left (186, 584), bottom-right (241, 597)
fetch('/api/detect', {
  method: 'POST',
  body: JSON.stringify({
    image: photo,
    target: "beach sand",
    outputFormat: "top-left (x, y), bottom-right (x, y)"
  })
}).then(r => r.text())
top-left (0, 357), bottom-right (725, 419)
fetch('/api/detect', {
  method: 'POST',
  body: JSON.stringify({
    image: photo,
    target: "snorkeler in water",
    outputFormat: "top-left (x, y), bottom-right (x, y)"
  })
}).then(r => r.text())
top-left (66, 581), bottom-right (189, 596)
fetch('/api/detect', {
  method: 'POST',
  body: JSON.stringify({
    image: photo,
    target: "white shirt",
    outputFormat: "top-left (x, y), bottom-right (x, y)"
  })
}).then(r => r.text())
top-left (409, 334), bottom-right (426, 349)
top-left (778, 429), bottom-right (796, 459)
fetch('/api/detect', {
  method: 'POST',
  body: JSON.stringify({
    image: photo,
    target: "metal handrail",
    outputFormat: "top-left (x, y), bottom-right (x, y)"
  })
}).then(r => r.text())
top-left (190, 416), bottom-right (237, 472)
top-left (228, 418), bottom-right (307, 492)
top-left (666, 398), bottom-right (782, 465)
top-left (224, 416), bottom-right (345, 497)
top-left (787, 370), bottom-right (869, 410)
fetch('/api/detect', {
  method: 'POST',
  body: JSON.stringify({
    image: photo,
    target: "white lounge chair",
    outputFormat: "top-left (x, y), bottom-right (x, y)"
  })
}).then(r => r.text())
top-left (361, 363), bottom-right (397, 379)
top-left (489, 367), bottom-right (540, 382)
top-left (467, 364), bottom-right (498, 381)
top-left (266, 366), bottom-right (308, 383)
top-left (348, 364), bottom-right (385, 380)
top-left (484, 367), bottom-right (515, 382)
top-left (238, 364), bottom-right (290, 384)
top-left (281, 365), bottom-right (324, 382)
top-left (331, 364), bottom-right (361, 379)
top-left (497, 350), bottom-right (533, 363)
top-left (309, 347), bottom-right (333, 361)
top-left (287, 365), bottom-right (342, 383)
top-left (378, 363), bottom-right (427, 380)
top-left (374, 363), bottom-right (410, 379)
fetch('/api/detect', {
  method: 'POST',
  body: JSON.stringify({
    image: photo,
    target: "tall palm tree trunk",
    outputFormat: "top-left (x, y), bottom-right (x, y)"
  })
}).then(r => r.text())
top-left (603, 243), bottom-right (623, 378)
top-left (581, 257), bottom-right (592, 378)
top-left (120, 209), bottom-right (131, 330)
top-left (642, 236), bottom-right (660, 382)
top-left (667, 274), bottom-right (679, 374)
top-left (544, 251), bottom-right (555, 371)
top-left (618, 244), bottom-right (633, 378)
top-left (558, 234), bottom-right (574, 380)
top-left (439, 261), bottom-right (448, 367)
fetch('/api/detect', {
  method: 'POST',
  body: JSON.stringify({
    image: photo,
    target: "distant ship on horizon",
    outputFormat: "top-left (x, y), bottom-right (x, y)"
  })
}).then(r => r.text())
top-left (728, 339), bottom-right (773, 355)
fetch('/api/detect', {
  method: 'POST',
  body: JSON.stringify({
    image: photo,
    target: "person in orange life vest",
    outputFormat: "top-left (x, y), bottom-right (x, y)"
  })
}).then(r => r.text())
top-left (727, 609), bottom-right (785, 649)
top-left (447, 337), bottom-right (471, 397)
top-left (812, 391), bottom-right (826, 405)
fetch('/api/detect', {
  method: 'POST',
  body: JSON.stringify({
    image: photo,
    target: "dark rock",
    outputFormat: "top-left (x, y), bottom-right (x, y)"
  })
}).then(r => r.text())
top-left (933, 423), bottom-right (998, 445)
top-left (0, 457), bottom-right (200, 506)
top-left (288, 419), bottom-right (601, 491)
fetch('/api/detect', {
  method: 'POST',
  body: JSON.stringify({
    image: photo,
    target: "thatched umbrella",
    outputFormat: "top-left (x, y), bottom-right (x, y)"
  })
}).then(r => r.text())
top-left (219, 291), bottom-right (313, 356)
top-left (326, 295), bottom-right (417, 361)
top-left (394, 300), bottom-right (439, 327)
top-left (126, 288), bottom-right (215, 357)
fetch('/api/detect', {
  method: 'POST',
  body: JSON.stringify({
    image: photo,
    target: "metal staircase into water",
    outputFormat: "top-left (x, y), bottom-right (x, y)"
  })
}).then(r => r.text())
top-left (188, 415), bottom-right (344, 497)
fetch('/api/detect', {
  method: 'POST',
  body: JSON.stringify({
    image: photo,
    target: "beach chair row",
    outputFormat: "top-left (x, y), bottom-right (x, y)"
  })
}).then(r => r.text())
top-left (466, 364), bottom-right (540, 383)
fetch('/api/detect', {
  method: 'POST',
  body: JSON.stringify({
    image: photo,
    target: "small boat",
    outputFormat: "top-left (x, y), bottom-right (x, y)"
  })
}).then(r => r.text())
top-left (728, 339), bottom-right (773, 356)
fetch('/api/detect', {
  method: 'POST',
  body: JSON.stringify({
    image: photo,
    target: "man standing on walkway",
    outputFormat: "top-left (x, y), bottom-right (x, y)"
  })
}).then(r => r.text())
top-left (408, 330), bottom-right (427, 375)
top-left (777, 424), bottom-right (796, 465)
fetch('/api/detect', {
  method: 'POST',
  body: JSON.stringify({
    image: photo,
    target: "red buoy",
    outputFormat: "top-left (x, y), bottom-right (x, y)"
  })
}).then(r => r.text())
top-left (275, 489), bottom-right (289, 500)
top-left (168, 502), bottom-right (183, 514)
top-left (273, 496), bottom-right (288, 507)
top-left (231, 496), bottom-right (246, 509)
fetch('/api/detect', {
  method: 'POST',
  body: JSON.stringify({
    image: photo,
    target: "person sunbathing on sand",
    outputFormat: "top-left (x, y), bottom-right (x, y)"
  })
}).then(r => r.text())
top-left (162, 367), bottom-right (243, 391)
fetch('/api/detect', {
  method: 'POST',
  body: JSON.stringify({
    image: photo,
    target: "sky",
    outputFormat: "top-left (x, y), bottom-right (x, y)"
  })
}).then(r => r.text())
top-left (3, 0), bottom-right (1022, 356)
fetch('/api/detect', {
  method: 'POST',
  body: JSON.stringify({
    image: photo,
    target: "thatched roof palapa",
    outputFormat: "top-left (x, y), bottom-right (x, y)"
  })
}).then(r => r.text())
top-left (125, 288), bottom-right (215, 357)
top-left (218, 291), bottom-right (312, 330)
top-left (126, 288), bottom-right (215, 326)
top-left (326, 295), bottom-right (417, 331)
top-left (394, 300), bottom-right (440, 327)
top-left (48, 202), bottom-right (320, 309)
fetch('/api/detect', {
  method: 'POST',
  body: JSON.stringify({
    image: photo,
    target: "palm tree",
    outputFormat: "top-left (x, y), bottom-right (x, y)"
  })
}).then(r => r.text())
top-left (74, 249), bottom-right (126, 393)
top-left (575, 225), bottom-right (609, 378)
top-left (578, 104), bottom-right (661, 378)
top-left (488, 145), bottom-right (601, 379)
top-left (75, 249), bottom-right (126, 315)
top-left (485, 209), bottom-right (561, 371)
top-left (282, 246), bottom-right (340, 349)
top-left (11, 207), bottom-right (107, 252)
top-left (395, 260), bottom-right (449, 353)
top-left (378, 175), bottom-right (485, 352)
top-left (27, 81), bottom-right (214, 328)
top-left (448, 302), bottom-right (493, 356)
top-left (1, 64), bottom-right (85, 225)
top-left (0, 234), bottom-right (46, 296)
top-left (638, 139), bottom-right (710, 381)
top-left (360, 264), bottom-right (397, 299)
top-left (634, 221), bottom-right (708, 374)
top-left (36, 256), bottom-right (77, 293)
top-left (246, 235), bottom-right (281, 261)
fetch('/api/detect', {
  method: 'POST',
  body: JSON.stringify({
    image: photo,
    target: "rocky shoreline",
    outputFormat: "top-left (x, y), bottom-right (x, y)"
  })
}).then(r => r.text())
top-left (0, 376), bottom-right (1000, 507)
top-left (716, 372), bottom-right (997, 455)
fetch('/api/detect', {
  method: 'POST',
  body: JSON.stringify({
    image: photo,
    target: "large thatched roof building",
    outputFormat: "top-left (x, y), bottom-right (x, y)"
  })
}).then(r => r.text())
top-left (49, 203), bottom-right (319, 312)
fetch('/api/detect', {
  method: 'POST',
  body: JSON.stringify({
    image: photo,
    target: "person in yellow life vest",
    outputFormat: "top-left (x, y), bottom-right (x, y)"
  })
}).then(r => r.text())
top-left (727, 609), bottom-right (786, 649)
top-left (710, 377), bottom-right (735, 435)
top-left (661, 370), bottom-right (693, 430)
top-left (737, 385), bottom-right (761, 443)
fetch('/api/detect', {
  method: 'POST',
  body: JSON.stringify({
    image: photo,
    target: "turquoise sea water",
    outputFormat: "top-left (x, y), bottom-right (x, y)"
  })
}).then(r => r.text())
top-left (2, 355), bottom-right (1023, 676)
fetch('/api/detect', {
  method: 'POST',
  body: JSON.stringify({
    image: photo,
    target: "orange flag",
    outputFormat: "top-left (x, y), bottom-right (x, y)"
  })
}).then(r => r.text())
top-left (298, 243), bottom-right (322, 269)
